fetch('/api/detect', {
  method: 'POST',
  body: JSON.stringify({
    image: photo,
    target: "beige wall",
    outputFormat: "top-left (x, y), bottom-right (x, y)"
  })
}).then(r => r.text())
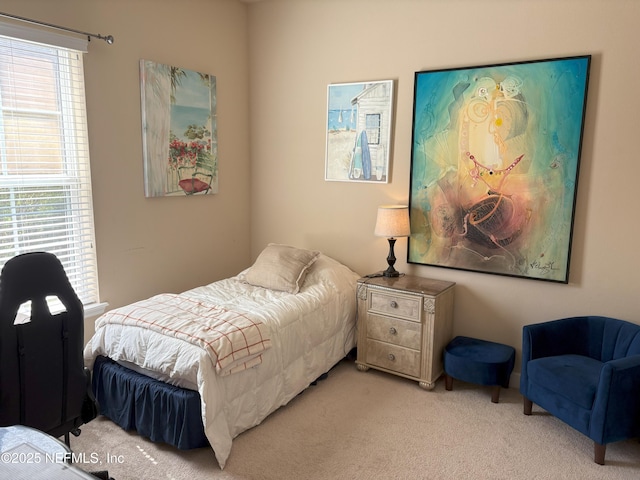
top-left (2, 0), bottom-right (639, 373)
top-left (248, 0), bottom-right (640, 371)
top-left (0, 0), bottom-right (253, 339)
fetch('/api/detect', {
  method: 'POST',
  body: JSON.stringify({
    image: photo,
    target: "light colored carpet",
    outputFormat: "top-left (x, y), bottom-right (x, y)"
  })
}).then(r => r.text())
top-left (72, 359), bottom-right (640, 480)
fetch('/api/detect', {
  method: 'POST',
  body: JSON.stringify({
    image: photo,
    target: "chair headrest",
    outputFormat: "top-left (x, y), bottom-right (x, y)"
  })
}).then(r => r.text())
top-left (0, 252), bottom-right (83, 324)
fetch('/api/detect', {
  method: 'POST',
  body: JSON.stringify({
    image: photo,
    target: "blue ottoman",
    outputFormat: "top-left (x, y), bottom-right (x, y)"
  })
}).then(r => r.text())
top-left (443, 336), bottom-right (515, 403)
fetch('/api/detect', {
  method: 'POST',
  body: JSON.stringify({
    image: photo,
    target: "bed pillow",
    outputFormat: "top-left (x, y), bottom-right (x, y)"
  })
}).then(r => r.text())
top-left (245, 244), bottom-right (320, 294)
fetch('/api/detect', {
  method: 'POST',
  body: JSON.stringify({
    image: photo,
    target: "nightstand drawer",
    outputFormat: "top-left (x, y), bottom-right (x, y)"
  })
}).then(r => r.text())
top-left (367, 314), bottom-right (421, 349)
top-left (366, 339), bottom-right (420, 377)
top-left (369, 291), bottom-right (421, 322)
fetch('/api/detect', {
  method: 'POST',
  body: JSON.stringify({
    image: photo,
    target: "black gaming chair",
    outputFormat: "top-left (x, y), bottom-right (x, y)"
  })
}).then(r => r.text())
top-left (0, 252), bottom-right (98, 446)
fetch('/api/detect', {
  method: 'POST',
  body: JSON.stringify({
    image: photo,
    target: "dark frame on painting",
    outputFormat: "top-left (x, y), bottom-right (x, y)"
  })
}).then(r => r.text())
top-left (408, 55), bottom-right (591, 283)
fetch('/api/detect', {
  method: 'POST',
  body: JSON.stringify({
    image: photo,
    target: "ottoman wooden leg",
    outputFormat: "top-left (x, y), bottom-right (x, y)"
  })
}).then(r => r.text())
top-left (491, 385), bottom-right (501, 403)
top-left (445, 374), bottom-right (453, 391)
top-left (523, 397), bottom-right (533, 415)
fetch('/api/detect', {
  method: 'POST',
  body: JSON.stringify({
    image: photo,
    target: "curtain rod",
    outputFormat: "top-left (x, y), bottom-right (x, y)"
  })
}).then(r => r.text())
top-left (0, 11), bottom-right (114, 44)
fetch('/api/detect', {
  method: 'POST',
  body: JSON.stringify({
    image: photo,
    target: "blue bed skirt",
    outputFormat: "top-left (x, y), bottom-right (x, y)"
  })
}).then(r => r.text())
top-left (92, 355), bottom-right (208, 449)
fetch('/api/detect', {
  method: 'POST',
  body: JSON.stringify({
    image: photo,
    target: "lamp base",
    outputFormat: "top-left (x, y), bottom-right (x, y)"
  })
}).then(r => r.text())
top-left (382, 266), bottom-right (400, 277)
top-left (382, 237), bottom-right (401, 277)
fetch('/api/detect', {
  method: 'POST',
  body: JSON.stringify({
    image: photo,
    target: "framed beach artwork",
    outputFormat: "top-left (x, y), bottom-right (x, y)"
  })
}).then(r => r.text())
top-left (408, 56), bottom-right (591, 283)
top-left (325, 80), bottom-right (394, 183)
top-left (140, 60), bottom-right (218, 197)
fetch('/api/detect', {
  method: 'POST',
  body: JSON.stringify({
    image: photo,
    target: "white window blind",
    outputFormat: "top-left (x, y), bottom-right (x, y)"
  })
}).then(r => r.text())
top-left (0, 30), bottom-right (100, 310)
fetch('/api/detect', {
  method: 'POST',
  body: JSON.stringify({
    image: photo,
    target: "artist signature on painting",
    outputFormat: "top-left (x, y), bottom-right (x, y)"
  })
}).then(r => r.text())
top-left (530, 260), bottom-right (556, 274)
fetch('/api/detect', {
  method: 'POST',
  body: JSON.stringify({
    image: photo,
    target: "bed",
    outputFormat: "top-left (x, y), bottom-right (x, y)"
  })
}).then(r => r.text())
top-left (83, 245), bottom-right (360, 468)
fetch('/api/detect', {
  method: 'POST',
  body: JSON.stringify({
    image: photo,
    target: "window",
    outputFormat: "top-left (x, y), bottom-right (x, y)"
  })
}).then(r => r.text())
top-left (0, 26), bottom-right (100, 312)
top-left (365, 113), bottom-right (381, 144)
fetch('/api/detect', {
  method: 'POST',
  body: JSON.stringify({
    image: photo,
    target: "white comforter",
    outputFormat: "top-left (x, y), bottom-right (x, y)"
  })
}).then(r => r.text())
top-left (83, 254), bottom-right (359, 468)
top-left (90, 293), bottom-right (272, 376)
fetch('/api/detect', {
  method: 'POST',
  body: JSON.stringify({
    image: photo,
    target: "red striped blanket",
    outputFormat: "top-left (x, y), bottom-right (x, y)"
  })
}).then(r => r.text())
top-left (94, 293), bottom-right (271, 376)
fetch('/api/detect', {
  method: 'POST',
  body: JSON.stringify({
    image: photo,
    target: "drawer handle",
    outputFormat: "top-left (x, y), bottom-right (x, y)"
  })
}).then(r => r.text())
top-left (389, 327), bottom-right (397, 335)
top-left (388, 353), bottom-right (396, 361)
top-left (390, 301), bottom-right (398, 308)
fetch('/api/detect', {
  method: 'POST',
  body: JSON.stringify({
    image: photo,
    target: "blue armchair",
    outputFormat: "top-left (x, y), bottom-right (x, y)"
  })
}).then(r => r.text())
top-left (520, 316), bottom-right (640, 465)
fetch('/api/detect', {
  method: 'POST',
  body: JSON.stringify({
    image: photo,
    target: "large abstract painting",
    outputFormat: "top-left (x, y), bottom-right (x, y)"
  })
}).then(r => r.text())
top-left (408, 56), bottom-right (591, 283)
top-left (140, 60), bottom-right (217, 197)
top-left (325, 80), bottom-right (394, 183)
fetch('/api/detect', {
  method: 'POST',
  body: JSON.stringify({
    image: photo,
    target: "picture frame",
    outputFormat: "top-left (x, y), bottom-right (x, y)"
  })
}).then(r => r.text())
top-left (325, 80), bottom-right (394, 183)
top-left (408, 56), bottom-right (591, 283)
top-left (140, 60), bottom-right (218, 197)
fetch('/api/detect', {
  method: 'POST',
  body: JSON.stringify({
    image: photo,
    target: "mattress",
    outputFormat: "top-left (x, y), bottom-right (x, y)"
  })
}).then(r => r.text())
top-left (83, 253), bottom-right (359, 468)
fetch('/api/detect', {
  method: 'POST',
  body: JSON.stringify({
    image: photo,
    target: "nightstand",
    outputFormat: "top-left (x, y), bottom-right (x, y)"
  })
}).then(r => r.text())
top-left (355, 274), bottom-right (455, 389)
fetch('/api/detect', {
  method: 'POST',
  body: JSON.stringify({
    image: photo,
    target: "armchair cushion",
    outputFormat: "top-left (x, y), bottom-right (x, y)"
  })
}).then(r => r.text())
top-left (527, 354), bottom-right (602, 410)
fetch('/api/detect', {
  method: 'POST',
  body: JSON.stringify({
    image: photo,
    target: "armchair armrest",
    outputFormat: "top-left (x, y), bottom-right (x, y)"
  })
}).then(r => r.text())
top-left (590, 354), bottom-right (640, 444)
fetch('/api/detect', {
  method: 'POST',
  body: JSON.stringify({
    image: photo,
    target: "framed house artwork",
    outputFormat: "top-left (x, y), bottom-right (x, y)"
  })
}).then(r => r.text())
top-left (140, 60), bottom-right (218, 197)
top-left (408, 56), bottom-right (591, 283)
top-left (325, 80), bottom-right (394, 183)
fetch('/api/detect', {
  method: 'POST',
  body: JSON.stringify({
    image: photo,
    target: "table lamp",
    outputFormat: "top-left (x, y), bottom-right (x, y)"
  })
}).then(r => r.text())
top-left (374, 205), bottom-right (411, 277)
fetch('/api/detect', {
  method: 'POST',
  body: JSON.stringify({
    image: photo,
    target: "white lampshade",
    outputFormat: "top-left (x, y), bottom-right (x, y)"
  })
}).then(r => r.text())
top-left (374, 205), bottom-right (410, 238)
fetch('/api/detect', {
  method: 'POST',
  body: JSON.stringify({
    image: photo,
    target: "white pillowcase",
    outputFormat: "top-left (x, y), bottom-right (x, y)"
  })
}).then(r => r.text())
top-left (245, 244), bottom-right (320, 294)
